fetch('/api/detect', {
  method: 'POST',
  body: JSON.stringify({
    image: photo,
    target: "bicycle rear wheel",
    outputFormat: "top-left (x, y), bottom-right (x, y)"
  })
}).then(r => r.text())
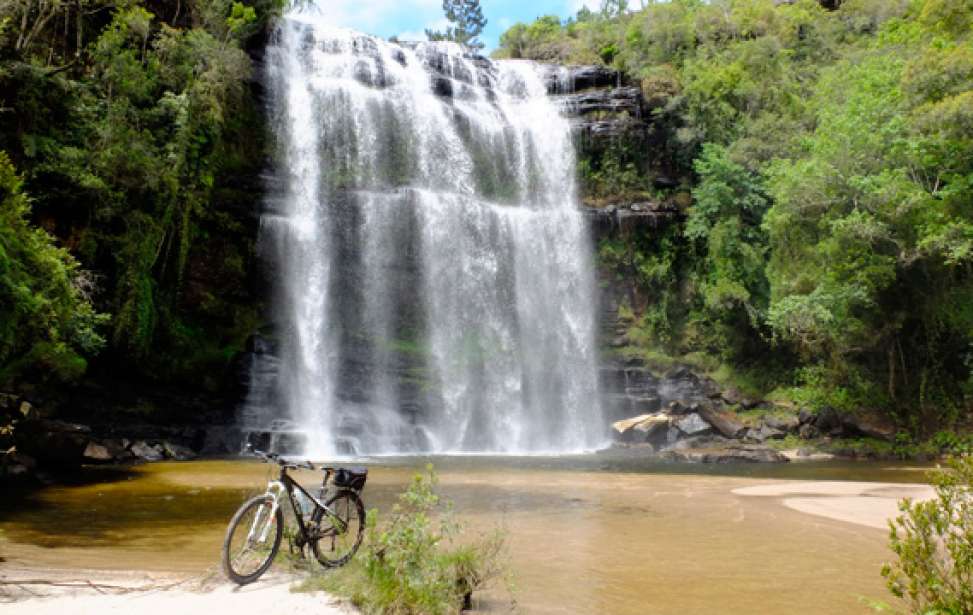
top-left (310, 489), bottom-right (365, 568)
top-left (222, 495), bottom-right (283, 585)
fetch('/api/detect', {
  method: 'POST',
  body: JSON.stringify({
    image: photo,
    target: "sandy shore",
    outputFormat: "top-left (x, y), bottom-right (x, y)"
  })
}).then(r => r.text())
top-left (0, 567), bottom-right (353, 615)
top-left (733, 481), bottom-right (936, 529)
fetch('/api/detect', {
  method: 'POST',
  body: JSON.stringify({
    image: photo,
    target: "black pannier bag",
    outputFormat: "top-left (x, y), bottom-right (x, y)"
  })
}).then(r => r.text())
top-left (334, 466), bottom-right (368, 491)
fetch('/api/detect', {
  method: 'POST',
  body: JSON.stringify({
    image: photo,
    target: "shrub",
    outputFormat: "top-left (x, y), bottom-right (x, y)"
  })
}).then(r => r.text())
top-left (882, 455), bottom-right (973, 614)
top-left (0, 152), bottom-right (107, 384)
top-left (300, 465), bottom-right (509, 615)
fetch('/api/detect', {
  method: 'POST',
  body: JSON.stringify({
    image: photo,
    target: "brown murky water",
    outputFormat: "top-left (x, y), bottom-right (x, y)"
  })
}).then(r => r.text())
top-left (0, 457), bottom-right (929, 614)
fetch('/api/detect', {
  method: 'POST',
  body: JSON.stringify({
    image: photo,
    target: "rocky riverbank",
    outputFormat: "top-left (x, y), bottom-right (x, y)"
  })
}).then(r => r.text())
top-left (0, 392), bottom-right (242, 483)
top-left (600, 361), bottom-right (900, 464)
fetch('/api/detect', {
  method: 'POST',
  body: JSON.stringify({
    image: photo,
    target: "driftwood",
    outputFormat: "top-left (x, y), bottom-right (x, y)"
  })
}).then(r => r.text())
top-left (0, 574), bottom-right (201, 601)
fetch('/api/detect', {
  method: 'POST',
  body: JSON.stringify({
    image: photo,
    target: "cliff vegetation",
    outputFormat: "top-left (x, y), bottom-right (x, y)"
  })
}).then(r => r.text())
top-left (0, 0), bottom-right (284, 413)
top-left (495, 0), bottom-right (973, 440)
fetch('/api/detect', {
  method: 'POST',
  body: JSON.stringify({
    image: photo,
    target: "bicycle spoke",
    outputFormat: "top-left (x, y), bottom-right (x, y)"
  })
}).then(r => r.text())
top-left (226, 499), bottom-right (279, 579)
top-left (311, 491), bottom-right (363, 566)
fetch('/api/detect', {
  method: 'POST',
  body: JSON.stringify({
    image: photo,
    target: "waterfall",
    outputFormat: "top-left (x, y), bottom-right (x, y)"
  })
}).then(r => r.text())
top-left (249, 18), bottom-right (604, 456)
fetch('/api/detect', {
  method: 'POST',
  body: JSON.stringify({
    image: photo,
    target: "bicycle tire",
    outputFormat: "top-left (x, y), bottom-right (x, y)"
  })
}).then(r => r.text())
top-left (310, 489), bottom-right (365, 568)
top-left (222, 494), bottom-right (283, 585)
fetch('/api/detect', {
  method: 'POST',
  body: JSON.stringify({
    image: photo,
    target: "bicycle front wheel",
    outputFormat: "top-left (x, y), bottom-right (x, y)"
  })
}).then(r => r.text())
top-left (311, 489), bottom-right (365, 568)
top-left (222, 494), bottom-right (283, 585)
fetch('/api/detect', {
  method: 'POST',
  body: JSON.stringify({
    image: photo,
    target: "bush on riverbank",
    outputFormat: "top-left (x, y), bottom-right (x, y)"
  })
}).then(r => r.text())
top-left (882, 455), bottom-right (973, 614)
top-left (297, 466), bottom-right (510, 614)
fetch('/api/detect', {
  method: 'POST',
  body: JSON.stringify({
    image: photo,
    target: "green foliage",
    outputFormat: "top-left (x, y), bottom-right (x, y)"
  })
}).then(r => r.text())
top-left (764, 9), bottom-right (973, 424)
top-left (426, 0), bottom-right (488, 50)
top-left (0, 152), bottom-right (107, 384)
top-left (302, 466), bottom-right (509, 615)
top-left (687, 144), bottom-right (770, 359)
top-left (493, 13), bottom-right (620, 64)
top-left (578, 140), bottom-right (652, 202)
top-left (500, 0), bottom-right (973, 425)
top-left (882, 455), bottom-right (973, 614)
top-left (0, 0), bottom-right (281, 389)
top-left (599, 223), bottom-right (687, 348)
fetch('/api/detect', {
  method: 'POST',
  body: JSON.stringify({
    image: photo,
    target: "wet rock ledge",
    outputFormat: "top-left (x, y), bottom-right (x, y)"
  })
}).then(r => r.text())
top-left (599, 362), bottom-right (898, 464)
top-left (1, 392), bottom-right (242, 483)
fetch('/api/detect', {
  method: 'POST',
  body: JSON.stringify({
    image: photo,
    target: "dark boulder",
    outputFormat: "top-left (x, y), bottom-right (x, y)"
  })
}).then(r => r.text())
top-left (798, 423), bottom-right (820, 440)
top-left (666, 401), bottom-right (690, 415)
top-left (16, 420), bottom-right (91, 467)
top-left (812, 407), bottom-right (843, 435)
top-left (661, 446), bottom-right (789, 464)
top-left (749, 424), bottom-right (786, 443)
top-left (840, 412), bottom-right (897, 442)
top-left (653, 175), bottom-right (679, 190)
top-left (664, 365), bottom-right (695, 381)
top-left (163, 441), bottom-right (197, 461)
top-left (130, 441), bottom-right (165, 462)
top-left (798, 408), bottom-right (815, 424)
top-left (669, 434), bottom-right (729, 451)
top-left (698, 406), bottom-right (748, 439)
top-left (765, 415), bottom-right (800, 433)
top-left (675, 413), bottom-right (712, 436)
top-left (1, 451), bottom-right (37, 481)
top-left (721, 388), bottom-right (745, 406)
top-left (102, 439), bottom-right (134, 462)
top-left (699, 378), bottom-right (723, 399)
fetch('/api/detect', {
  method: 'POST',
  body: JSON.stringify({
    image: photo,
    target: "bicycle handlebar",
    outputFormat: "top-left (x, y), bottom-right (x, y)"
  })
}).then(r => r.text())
top-left (246, 444), bottom-right (315, 471)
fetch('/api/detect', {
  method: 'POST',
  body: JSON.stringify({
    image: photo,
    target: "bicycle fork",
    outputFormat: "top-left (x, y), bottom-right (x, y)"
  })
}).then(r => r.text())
top-left (249, 481), bottom-right (287, 544)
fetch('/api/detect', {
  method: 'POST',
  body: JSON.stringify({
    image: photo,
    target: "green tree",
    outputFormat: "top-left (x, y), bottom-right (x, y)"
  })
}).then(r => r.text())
top-left (0, 151), bottom-right (107, 383)
top-left (882, 455), bottom-right (973, 614)
top-left (426, 0), bottom-right (488, 49)
top-left (601, 0), bottom-right (629, 18)
top-left (764, 9), bottom-right (973, 421)
top-left (688, 144), bottom-right (770, 359)
top-left (0, 0), bottom-right (285, 391)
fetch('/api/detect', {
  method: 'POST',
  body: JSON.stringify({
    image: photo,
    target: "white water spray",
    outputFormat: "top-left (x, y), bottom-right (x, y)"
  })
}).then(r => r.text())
top-left (252, 19), bottom-right (604, 455)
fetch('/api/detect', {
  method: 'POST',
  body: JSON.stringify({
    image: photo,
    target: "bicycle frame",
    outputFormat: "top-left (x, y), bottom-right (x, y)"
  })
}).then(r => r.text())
top-left (255, 466), bottom-right (348, 548)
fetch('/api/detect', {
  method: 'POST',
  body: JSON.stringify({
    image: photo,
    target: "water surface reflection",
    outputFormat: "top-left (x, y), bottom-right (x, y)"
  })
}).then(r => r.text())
top-left (0, 457), bottom-right (925, 614)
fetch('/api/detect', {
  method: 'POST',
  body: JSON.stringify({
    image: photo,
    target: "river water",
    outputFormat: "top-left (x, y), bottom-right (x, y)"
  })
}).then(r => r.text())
top-left (0, 458), bottom-right (927, 614)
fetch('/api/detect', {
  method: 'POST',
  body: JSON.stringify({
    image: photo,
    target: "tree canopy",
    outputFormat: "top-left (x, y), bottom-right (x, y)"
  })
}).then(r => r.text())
top-left (496, 0), bottom-right (973, 433)
top-left (0, 0), bottom-right (286, 393)
top-left (426, 0), bottom-right (488, 50)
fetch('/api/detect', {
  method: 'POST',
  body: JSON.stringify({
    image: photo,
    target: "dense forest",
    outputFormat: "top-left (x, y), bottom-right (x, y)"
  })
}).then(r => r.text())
top-left (0, 0), bottom-right (970, 445)
top-left (1, 0), bottom-right (285, 412)
top-left (494, 0), bottom-right (973, 440)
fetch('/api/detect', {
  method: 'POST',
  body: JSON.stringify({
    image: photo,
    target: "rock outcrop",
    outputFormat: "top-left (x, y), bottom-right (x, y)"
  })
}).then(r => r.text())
top-left (661, 446), bottom-right (790, 464)
top-left (584, 202), bottom-right (681, 241)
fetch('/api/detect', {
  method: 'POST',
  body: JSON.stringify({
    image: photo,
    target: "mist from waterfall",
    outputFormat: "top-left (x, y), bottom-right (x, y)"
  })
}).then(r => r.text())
top-left (249, 17), bottom-right (605, 456)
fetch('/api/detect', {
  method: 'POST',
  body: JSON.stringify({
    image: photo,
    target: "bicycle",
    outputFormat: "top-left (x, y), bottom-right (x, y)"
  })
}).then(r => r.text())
top-left (221, 445), bottom-right (368, 585)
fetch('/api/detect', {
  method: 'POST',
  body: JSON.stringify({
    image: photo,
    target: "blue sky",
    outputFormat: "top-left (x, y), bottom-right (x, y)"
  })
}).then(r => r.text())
top-left (295, 0), bottom-right (616, 52)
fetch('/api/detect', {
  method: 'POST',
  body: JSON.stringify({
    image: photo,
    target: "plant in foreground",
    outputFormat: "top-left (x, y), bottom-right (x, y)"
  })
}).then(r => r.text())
top-left (881, 455), bottom-right (973, 614)
top-left (297, 465), bottom-right (510, 614)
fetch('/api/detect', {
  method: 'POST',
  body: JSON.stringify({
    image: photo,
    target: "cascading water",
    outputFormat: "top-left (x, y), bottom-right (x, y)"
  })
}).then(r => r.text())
top-left (246, 16), bottom-right (605, 456)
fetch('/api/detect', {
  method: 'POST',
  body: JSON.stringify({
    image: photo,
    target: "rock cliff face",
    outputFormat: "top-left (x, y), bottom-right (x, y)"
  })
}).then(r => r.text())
top-left (550, 65), bottom-right (647, 167)
top-left (547, 64), bottom-right (682, 239)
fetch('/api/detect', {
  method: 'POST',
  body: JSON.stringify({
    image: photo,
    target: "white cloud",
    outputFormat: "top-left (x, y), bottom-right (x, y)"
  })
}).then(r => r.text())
top-left (425, 17), bottom-right (452, 33)
top-left (292, 0), bottom-right (443, 34)
top-left (396, 30), bottom-right (429, 42)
